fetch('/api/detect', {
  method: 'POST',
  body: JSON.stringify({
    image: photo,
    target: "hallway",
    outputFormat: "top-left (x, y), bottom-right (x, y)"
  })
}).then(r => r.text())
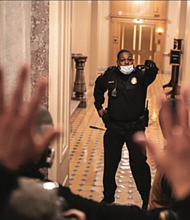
top-left (69, 72), bottom-right (171, 207)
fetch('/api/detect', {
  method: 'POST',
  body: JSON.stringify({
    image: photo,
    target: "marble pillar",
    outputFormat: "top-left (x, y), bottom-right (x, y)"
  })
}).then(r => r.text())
top-left (31, 1), bottom-right (49, 108)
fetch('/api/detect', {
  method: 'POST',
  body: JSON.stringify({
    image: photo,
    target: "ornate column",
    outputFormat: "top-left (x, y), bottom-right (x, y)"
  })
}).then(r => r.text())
top-left (72, 54), bottom-right (88, 108)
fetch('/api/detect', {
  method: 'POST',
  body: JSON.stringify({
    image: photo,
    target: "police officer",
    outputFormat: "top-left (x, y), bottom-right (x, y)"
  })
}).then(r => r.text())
top-left (93, 49), bottom-right (159, 209)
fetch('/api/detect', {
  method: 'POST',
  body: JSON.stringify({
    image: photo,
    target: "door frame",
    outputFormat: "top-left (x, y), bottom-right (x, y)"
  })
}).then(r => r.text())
top-left (49, 1), bottom-right (72, 186)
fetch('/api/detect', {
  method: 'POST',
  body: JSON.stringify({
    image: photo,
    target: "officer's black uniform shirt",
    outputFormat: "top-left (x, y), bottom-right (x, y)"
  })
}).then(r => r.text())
top-left (94, 66), bottom-right (158, 122)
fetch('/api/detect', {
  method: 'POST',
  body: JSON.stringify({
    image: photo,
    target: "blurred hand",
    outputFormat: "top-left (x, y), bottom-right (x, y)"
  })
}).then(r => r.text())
top-left (0, 65), bottom-right (61, 171)
top-left (64, 209), bottom-right (86, 220)
top-left (134, 88), bottom-right (190, 200)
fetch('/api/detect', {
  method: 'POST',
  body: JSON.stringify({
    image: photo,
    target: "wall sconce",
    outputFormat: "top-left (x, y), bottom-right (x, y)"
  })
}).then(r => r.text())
top-left (157, 27), bottom-right (163, 35)
top-left (134, 18), bottom-right (142, 23)
top-left (157, 28), bottom-right (163, 51)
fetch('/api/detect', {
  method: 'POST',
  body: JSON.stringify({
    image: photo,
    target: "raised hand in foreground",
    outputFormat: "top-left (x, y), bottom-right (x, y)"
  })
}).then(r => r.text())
top-left (134, 88), bottom-right (190, 201)
top-left (0, 65), bottom-right (60, 171)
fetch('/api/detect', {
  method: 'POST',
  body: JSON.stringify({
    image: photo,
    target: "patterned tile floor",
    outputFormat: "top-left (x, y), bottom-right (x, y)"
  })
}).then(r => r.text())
top-left (69, 72), bottom-right (172, 207)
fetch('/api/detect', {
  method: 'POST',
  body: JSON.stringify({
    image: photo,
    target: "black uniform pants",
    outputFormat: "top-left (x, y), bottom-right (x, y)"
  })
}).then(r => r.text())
top-left (103, 127), bottom-right (151, 203)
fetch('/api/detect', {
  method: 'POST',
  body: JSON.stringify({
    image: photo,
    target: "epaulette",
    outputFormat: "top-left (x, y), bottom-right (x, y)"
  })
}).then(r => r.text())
top-left (106, 66), bottom-right (116, 71)
top-left (102, 66), bottom-right (117, 76)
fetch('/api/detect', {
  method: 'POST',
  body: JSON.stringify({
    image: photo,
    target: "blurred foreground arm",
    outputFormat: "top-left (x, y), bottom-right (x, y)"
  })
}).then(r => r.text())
top-left (134, 88), bottom-right (190, 200)
top-left (0, 65), bottom-right (60, 171)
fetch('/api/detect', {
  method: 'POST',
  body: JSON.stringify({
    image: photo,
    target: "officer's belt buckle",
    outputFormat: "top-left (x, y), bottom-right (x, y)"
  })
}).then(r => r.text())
top-left (124, 121), bottom-right (136, 130)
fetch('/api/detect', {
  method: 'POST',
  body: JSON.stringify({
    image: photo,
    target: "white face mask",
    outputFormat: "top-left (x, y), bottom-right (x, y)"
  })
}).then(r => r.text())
top-left (119, 65), bottom-right (134, 75)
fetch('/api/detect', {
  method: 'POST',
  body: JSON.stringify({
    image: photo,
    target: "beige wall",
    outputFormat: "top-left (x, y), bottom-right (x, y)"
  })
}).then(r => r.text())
top-left (71, 1), bottom-right (111, 88)
top-left (182, 1), bottom-right (190, 87)
top-left (97, 1), bottom-right (110, 75)
top-left (71, 1), bottom-right (92, 92)
top-left (162, 1), bottom-right (181, 74)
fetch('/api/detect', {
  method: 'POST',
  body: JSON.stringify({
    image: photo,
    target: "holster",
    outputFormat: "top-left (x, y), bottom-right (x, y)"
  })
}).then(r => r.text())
top-left (139, 108), bottom-right (149, 127)
top-left (102, 111), bottom-right (111, 128)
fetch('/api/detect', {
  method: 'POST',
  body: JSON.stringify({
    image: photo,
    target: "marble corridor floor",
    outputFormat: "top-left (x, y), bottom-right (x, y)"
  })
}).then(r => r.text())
top-left (69, 72), bottom-right (173, 207)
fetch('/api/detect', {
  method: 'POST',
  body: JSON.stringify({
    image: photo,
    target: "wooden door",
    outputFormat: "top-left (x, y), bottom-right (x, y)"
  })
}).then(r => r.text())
top-left (120, 23), bottom-right (155, 66)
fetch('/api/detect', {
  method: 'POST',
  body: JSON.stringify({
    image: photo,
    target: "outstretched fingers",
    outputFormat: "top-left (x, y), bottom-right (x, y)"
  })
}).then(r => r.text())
top-left (177, 88), bottom-right (189, 130)
top-left (158, 96), bottom-right (173, 139)
top-left (133, 131), bottom-right (162, 165)
top-left (10, 65), bottom-right (29, 116)
top-left (0, 66), bottom-right (4, 114)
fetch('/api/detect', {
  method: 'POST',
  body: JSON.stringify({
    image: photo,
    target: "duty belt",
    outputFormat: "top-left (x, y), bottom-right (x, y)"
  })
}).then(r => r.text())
top-left (113, 117), bottom-right (143, 131)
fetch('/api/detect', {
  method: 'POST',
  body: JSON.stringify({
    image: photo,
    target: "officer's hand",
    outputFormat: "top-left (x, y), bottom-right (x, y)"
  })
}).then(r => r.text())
top-left (98, 108), bottom-right (107, 118)
top-left (144, 60), bottom-right (159, 71)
